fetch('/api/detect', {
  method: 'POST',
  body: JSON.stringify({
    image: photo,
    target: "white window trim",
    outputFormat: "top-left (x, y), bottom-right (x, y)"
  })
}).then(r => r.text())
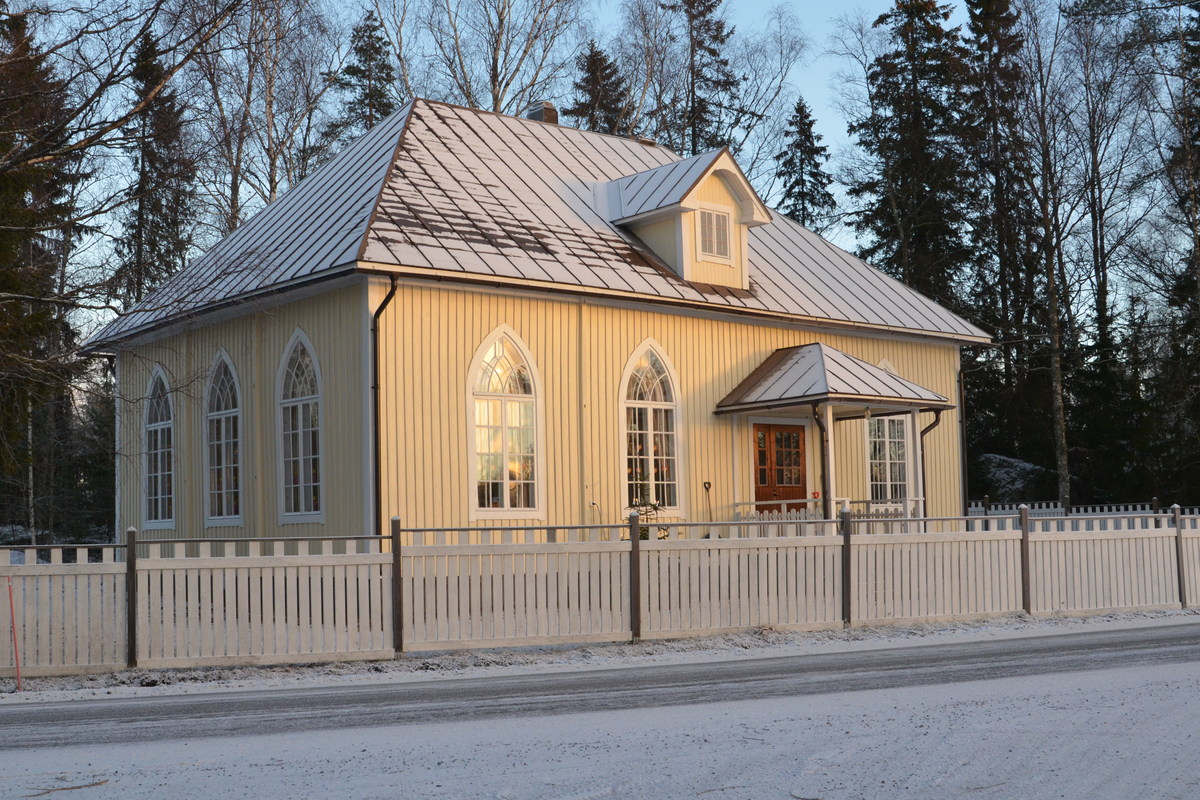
top-left (204, 350), bottom-right (244, 528)
top-left (276, 328), bottom-right (325, 525)
top-left (619, 339), bottom-right (686, 517)
top-left (142, 366), bottom-right (175, 531)
top-left (467, 325), bottom-right (547, 522)
top-left (695, 204), bottom-right (734, 264)
top-left (864, 413), bottom-right (913, 505)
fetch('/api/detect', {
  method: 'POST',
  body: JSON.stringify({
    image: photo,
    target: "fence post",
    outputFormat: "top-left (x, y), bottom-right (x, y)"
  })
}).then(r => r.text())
top-left (124, 526), bottom-right (138, 669)
top-left (391, 516), bottom-right (403, 654)
top-left (1173, 504), bottom-right (1188, 609)
top-left (839, 506), bottom-right (853, 627)
top-left (1019, 505), bottom-right (1032, 615)
top-left (629, 512), bottom-right (642, 642)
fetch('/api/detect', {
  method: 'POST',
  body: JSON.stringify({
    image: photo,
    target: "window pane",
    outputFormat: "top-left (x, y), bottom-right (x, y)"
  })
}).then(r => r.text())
top-left (715, 213), bottom-right (729, 257)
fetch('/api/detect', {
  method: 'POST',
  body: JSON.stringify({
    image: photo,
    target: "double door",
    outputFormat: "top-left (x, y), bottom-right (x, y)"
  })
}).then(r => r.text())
top-left (753, 423), bottom-right (807, 512)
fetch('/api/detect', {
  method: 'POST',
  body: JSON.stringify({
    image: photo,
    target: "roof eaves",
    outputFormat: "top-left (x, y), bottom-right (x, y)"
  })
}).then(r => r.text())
top-left (355, 259), bottom-right (993, 345)
top-left (80, 263), bottom-right (361, 354)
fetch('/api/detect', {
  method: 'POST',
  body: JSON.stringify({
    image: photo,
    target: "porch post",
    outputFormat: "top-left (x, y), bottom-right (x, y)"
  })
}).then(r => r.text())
top-left (813, 402), bottom-right (835, 519)
top-left (910, 408), bottom-right (925, 517)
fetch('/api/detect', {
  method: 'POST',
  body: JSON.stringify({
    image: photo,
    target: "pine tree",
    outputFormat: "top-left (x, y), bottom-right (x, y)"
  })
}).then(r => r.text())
top-left (847, 0), bottom-right (975, 312)
top-left (659, 0), bottom-right (739, 155)
top-left (323, 12), bottom-right (397, 147)
top-left (773, 96), bottom-right (835, 228)
top-left (562, 41), bottom-right (633, 135)
top-left (109, 34), bottom-right (196, 309)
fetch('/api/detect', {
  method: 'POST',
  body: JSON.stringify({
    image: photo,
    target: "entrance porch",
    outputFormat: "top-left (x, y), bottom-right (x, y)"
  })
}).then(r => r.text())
top-left (716, 343), bottom-right (955, 520)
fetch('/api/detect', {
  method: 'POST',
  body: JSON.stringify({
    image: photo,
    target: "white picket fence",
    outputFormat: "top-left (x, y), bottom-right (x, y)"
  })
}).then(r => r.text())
top-left (0, 545), bottom-right (126, 676)
top-left (136, 539), bottom-right (393, 668)
top-left (3, 510), bottom-right (1200, 677)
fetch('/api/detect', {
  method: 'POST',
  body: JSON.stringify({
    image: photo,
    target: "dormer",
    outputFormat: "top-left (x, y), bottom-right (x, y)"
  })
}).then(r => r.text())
top-left (603, 149), bottom-right (771, 290)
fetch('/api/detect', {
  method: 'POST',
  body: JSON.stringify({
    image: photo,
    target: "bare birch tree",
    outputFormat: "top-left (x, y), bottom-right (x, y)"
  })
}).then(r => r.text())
top-left (419, 0), bottom-right (585, 114)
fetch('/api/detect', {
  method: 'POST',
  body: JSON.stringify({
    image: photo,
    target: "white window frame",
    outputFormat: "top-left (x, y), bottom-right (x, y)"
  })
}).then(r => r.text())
top-left (696, 206), bottom-right (733, 263)
top-left (866, 414), bottom-right (912, 505)
top-left (205, 351), bottom-right (243, 527)
top-left (276, 329), bottom-right (325, 524)
top-left (620, 340), bottom-right (684, 514)
top-left (143, 367), bottom-right (175, 530)
top-left (467, 325), bottom-right (546, 521)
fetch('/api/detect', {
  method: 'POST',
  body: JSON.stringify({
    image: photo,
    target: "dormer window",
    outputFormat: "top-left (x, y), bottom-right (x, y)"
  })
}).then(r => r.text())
top-left (607, 148), bottom-right (771, 291)
top-left (699, 209), bottom-right (731, 260)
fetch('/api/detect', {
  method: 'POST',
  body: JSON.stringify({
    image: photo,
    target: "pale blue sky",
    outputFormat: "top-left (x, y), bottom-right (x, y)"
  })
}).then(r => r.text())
top-left (589, 0), bottom-right (905, 152)
top-left (588, 0), bottom-right (967, 243)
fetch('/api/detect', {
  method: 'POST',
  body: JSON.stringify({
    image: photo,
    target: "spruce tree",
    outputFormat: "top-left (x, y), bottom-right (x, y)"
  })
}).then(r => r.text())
top-left (961, 0), bottom-right (1046, 489)
top-left (562, 41), bottom-right (633, 135)
top-left (847, 0), bottom-right (975, 312)
top-left (110, 34), bottom-right (196, 309)
top-left (659, 0), bottom-right (739, 155)
top-left (0, 10), bottom-right (76, 536)
top-left (773, 96), bottom-right (835, 228)
top-left (323, 12), bottom-right (397, 147)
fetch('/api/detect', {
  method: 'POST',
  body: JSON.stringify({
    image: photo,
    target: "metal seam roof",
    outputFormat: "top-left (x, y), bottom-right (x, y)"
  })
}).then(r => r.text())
top-left (86, 98), bottom-right (990, 350)
top-left (717, 343), bottom-right (952, 413)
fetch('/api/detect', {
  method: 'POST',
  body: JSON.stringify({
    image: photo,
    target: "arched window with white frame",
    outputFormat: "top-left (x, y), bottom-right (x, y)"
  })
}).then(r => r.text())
top-left (279, 333), bottom-right (322, 519)
top-left (472, 332), bottom-right (538, 512)
top-left (623, 345), bottom-right (679, 510)
top-left (206, 354), bottom-right (241, 522)
top-left (144, 370), bottom-right (173, 525)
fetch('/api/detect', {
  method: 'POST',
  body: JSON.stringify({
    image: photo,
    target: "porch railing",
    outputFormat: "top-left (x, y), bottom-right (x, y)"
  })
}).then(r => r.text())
top-left (734, 497), bottom-right (926, 520)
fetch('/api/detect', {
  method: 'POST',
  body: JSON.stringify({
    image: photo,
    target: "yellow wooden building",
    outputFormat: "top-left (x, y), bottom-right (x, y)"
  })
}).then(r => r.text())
top-left (85, 99), bottom-right (989, 540)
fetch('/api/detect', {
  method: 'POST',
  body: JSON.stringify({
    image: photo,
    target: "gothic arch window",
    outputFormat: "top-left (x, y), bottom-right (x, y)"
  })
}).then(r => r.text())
top-left (144, 370), bottom-right (174, 525)
top-left (623, 345), bottom-right (679, 510)
top-left (471, 330), bottom-right (538, 512)
top-left (279, 332), bottom-right (322, 519)
top-left (206, 354), bottom-right (241, 522)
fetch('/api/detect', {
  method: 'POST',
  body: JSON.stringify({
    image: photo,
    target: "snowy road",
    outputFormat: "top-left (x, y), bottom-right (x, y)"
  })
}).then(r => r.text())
top-left (4, 622), bottom-right (1200, 798)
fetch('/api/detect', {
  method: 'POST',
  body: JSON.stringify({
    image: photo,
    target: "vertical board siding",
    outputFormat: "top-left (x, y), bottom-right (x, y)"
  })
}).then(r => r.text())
top-left (851, 532), bottom-right (1022, 624)
top-left (137, 553), bottom-right (393, 668)
top-left (639, 538), bottom-right (843, 635)
top-left (0, 557), bottom-right (126, 677)
top-left (401, 542), bottom-right (630, 650)
top-left (1029, 530), bottom-right (1180, 614)
top-left (379, 281), bottom-right (965, 532)
top-left (117, 284), bottom-right (368, 542)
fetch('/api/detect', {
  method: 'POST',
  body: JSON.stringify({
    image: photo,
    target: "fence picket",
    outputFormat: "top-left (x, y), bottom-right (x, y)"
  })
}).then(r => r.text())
top-left (4, 516), bottom-right (1200, 675)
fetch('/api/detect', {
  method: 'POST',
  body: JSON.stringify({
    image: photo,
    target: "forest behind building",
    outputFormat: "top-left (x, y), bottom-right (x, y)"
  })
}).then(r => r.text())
top-left (4, 0), bottom-right (1200, 541)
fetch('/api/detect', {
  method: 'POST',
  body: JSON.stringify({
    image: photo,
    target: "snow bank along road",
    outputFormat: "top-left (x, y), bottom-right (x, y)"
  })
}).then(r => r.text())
top-left (4, 621), bottom-right (1200, 798)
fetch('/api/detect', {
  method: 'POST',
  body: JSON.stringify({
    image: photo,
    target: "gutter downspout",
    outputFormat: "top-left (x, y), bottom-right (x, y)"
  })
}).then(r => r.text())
top-left (372, 275), bottom-right (399, 536)
top-left (957, 366), bottom-right (969, 515)
top-left (920, 409), bottom-right (944, 518)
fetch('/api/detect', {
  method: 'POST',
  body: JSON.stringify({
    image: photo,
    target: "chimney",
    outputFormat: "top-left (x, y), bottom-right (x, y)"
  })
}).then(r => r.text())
top-left (524, 101), bottom-right (558, 125)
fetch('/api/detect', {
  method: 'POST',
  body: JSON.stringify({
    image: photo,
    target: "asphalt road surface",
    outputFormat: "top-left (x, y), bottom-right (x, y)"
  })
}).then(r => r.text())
top-left (4, 622), bottom-right (1200, 751)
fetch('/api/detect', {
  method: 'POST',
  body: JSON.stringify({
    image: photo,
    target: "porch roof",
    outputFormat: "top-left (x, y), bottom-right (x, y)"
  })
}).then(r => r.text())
top-left (715, 343), bottom-right (953, 415)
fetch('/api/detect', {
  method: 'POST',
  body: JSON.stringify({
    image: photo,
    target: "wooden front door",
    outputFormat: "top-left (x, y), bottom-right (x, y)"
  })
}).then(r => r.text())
top-left (754, 423), bottom-right (807, 511)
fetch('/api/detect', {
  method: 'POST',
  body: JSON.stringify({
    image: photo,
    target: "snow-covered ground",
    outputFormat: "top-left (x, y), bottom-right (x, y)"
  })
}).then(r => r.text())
top-left (4, 608), bottom-right (1199, 704)
top-left (5, 612), bottom-right (1200, 799)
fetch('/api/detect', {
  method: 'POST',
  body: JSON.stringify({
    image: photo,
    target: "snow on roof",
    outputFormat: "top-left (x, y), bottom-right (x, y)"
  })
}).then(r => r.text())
top-left (609, 149), bottom-right (722, 222)
top-left (87, 99), bottom-right (989, 350)
top-left (716, 342), bottom-right (952, 414)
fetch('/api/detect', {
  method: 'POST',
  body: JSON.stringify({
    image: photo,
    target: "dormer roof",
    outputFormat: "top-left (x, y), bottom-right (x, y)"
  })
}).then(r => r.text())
top-left (607, 148), bottom-right (771, 226)
top-left (85, 98), bottom-right (989, 351)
